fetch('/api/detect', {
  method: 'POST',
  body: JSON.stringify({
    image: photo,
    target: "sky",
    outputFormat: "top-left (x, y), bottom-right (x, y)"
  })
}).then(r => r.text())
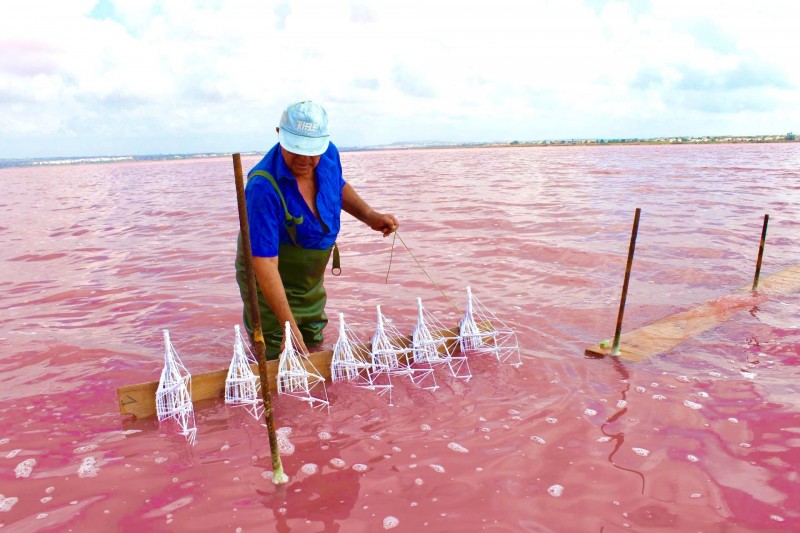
top-left (1, 0), bottom-right (798, 159)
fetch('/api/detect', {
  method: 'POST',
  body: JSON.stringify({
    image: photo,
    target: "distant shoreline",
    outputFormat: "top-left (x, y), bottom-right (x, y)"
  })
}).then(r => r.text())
top-left (1, 134), bottom-right (796, 169)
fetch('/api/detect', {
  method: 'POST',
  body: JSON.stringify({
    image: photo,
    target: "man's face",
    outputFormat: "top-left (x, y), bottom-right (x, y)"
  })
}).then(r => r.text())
top-left (280, 146), bottom-right (321, 177)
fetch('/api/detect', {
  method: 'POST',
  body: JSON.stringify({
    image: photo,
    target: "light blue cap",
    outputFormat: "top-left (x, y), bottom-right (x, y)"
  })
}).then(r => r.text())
top-left (278, 101), bottom-right (330, 156)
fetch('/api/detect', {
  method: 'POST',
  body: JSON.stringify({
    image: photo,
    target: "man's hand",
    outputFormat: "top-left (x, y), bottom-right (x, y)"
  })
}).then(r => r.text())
top-left (368, 212), bottom-right (399, 237)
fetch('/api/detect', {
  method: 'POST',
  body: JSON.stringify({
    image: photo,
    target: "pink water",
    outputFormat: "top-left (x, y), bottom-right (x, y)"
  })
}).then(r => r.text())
top-left (1, 144), bottom-right (799, 532)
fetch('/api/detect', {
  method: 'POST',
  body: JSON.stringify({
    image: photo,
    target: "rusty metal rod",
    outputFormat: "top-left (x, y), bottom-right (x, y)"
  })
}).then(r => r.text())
top-left (611, 208), bottom-right (641, 356)
top-left (752, 214), bottom-right (769, 291)
top-left (232, 153), bottom-right (287, 484)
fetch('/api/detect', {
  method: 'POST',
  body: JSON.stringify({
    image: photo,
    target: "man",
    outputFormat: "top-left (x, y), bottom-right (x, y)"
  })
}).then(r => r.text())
top-left (236, 101), bottom-right (398, 358)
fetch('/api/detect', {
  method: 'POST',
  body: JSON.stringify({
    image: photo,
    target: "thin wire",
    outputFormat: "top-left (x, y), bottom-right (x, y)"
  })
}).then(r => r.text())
top-left (384, 231), bottom-right (397, 284)
top-left (385, 231), bottom-right (461, 314)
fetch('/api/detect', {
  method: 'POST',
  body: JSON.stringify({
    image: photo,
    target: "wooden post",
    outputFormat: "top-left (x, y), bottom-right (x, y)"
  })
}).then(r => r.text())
top-left (232, 153), bottom-right (287, 484)
top-left (752, 214), bottom-right (769, 291)
top-left (611, 208), bottom-right (641, 356)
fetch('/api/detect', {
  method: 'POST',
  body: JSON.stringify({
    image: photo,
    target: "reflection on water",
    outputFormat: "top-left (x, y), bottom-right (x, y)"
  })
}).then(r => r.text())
top-left (0, 144), bottom-right (798, 530)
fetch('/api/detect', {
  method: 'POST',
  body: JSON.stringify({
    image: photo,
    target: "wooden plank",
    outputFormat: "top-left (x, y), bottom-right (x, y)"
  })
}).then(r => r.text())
top-left (118, 324), bottom-right (465, 420)
top-left (586, 263), bottom-right (800, 361)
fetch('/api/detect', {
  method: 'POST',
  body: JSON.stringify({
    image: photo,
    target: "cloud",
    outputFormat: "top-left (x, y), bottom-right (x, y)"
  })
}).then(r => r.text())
top-left (1, 0), bottom-right (800, 158)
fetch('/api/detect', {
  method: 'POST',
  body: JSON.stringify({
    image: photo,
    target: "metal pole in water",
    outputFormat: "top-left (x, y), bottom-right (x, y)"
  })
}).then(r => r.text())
top-left (611, 208), bottom-right (641, 356)
top-left (752, 214), bottom-right (769, 292)
top-left (232, 153), bottom-right (287, 484)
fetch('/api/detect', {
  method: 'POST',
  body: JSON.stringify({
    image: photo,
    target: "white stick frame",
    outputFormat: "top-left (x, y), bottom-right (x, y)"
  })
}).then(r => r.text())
top-left (276, 322), bottom-right (330, 412)
top-left (224, 324), bottom-right (264, 420)
top-left (412, 298), bottom-right (472, 381)
top-left (459, 286), bottom-right (522, 367)
top-left (155, 329), bottom-right (198, 445)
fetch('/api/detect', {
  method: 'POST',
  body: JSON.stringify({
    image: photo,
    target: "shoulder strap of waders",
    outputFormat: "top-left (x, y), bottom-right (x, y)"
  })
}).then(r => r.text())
top-left (248, 170), bottom-right (302, 246)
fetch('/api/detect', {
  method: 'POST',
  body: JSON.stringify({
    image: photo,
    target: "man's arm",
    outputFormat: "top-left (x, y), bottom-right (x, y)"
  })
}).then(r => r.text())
top-left (252, 255), bottom-right (309, 355)
top-left (342, 182), bottom-right (399, 236)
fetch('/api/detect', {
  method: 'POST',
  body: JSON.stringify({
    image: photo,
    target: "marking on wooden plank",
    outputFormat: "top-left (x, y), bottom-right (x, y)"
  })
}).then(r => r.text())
top-left (586, 263), bottom-right (800, 362)
top-left (118, 324), bottom-right (466, 420)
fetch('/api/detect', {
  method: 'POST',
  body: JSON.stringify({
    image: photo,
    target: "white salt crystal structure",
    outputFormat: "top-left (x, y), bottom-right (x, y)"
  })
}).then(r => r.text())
top-left (331, 313), bottom-right (393, 404)
top-left (371, 305), bottom-right (438, 392)
top-left (277, 322), bottom-right (330, 411)
top-left (412, 297), bottom-right (471, 381)
top-left (458, 286), bottom-right (522, 367)
top-left (155, 330), bottom-right (197, 446)
top-left (224, 324), bottom-right (264, 420)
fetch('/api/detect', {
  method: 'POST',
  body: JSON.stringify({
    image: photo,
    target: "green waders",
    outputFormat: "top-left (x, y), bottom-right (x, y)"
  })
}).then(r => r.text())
top-left (235, 171), bottom-right (337, 359)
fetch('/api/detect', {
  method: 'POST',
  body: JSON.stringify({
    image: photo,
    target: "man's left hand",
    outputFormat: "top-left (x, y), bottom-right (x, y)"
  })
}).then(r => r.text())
top-left (369, 212), bottom-right (399, 237)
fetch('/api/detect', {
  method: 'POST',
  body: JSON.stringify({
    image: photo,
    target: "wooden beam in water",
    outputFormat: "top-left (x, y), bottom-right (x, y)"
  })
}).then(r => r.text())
top-left (585, 263), bottom-right (800, 361)
top-left (117, 324), bottom-right (464, 420)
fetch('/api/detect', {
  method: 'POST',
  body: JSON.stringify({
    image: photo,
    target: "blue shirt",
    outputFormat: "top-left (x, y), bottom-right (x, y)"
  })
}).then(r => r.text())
top-left (246, 142), bottom-right (345, 257)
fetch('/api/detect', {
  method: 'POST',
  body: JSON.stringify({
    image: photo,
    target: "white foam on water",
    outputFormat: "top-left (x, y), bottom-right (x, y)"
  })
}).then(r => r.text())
top-left (652, 394), bottom-right (666, 401)
top-left (697, 392), bottom-right (709, 398)
top-left (447, 442), bottom-right (469, 453)
top-left (531, 436), bottom-right (546, 445)
top-left (616, 400), bottom-right (627, 408)
top-left (430, 464), bottom-right (445, 473)
top-left (383, 516), bottom-right (399, 529)
top-left (689, 493), bottom-right (702, 499)
top-left (740, 371), bottom-right (756, 379)
top-left (478, 416), bottom-right (487, 422)
top-left (728, 417), bottom-right (739, 423)
top-left (414, 478), bottom-right (424, 486)
top-left (596, 436), bottom-right (611, 443)
top-left (318, 431), bottom-right (332, 440)
top-left (420, 424), bottom-right (431, 432)
top-left (1, 495), bottom-right (19, 512)
top-left (277, 434), bottom-right (295, 456)
top-left (687, 454), bottom-right (699, 462)
top-left (0, 438), bottom-right (9, 445)
top-left (480, 427), bottom-right (490, 433)
top-left (545, 417), bottom-right (558, 424)
top-left (15, 459), bottom-right (36, 478)
top-left (770, 515), bottom-right (784, 522)
top-left (155, 457), bottom-right (167, 464)
top-left (391, 446), bottom-right (401, 453)
top-left (6, 449), bottom-right (21, 459)
top-left (635, 386), bottom-right (646, 394)
top-left (40, 496), bottom-right (52, 503)
top-left (631, 447), bottom-right (650, 457)
top-left (352, 464), bottom-right (368, 472)
top-left (683, 400), bottom-right (702, 410)
top-left (260, 470), bottom-right (291, 483)
top-left (740, 442), bottom-right (751, 448)
top-left (508, 409), bottom-right (520, 415)
top-left (584, 409), bottom-right (598, 416)
top-left (547, 484), bottom-right (564, 497)
top-left (329, 458), bottom-right (346, 469)
top-left (220, 443), bottom-right (230, 452)
top-left (708, 371), bottom-right (721, 377)
top-left (370, 435), bottom-right (381, 441)
top-left (650, 382), bottom-right (659, 387)
top-left (301, 463), bottom-right (318, 475)
top-left (676, 376), bottom-right (690, 383)
top-left (36, 513), bottom-right (48, 520)
top-left (73, 444), bottom-right (99, 454)
top-left (45, 487), bottom-right (54, 494)
top-left (78, 457), bottom-right (99, 478)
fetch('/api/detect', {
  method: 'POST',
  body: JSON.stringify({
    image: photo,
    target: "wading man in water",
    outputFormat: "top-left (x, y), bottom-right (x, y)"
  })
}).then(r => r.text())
top-left (235, 101), bottom-right (398, 358)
